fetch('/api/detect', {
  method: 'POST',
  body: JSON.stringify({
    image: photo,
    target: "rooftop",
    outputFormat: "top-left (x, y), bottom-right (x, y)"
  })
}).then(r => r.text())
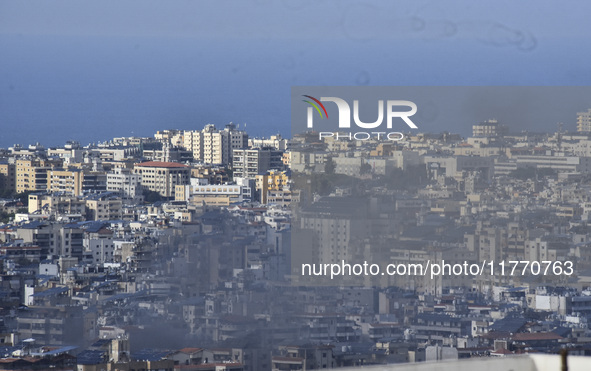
top-left (338, 354), bottom-right (589, 371)
top-left (135, 161), bottom-right (189, 168)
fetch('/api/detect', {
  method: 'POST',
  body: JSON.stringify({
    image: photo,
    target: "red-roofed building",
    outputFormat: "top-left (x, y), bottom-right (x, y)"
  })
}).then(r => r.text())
top-left (511, 332), bottom-right (563, 342)
top-left (134, 161), bottom-right (190, 198)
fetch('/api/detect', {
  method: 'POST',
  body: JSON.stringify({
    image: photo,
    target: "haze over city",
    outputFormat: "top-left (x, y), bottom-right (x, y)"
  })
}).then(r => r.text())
top-left (3, 2), bottom-right (591, 368)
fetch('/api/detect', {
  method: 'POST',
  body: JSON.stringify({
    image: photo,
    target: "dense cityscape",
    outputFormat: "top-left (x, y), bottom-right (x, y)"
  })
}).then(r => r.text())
top-left (1, 109), bottom-right (591, 370)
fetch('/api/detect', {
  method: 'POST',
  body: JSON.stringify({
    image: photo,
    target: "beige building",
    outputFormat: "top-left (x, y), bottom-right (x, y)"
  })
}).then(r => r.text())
top-left (184, 123), bottom-right (248, 165)
top-left (255, 170), bottom-right (291, 204)
top-left (16, 158), bottom-right (60, 193)
top-left (267, 189), bottom-right (299, 207)
top-left (203, 124), bottom-right (248, 165)
top-left (0, 161), bottom-right (16, 193)
top-left (142, 141), bottom-right (192, 163)
top-left (134, 161), bottom-right (190, 198)
top-left (154, 129), bottom-right (184, 146)
top-left (85, 193), bottom-right (123, 221)
top-left (248, 134), bottom-right (288, 150)
top-left (47, 169), bottom-right (85, 196)
top-left (29, 193), bottom-right (86, 215)
top-left (177, 184), bottom-right (244, 206)
top-left (183, 129), bottom-right (203, 160)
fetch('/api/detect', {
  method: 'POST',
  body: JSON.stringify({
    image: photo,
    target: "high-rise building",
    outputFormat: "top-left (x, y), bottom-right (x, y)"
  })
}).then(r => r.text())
top-left (184, 124), bottom-right (248, 165)
top-left (183, 130), bottom-right (203, 161)
top-left (203, 124), bottom-right (248, 165)
top-left (16, 158), bottom-right (61, 193)
top-left (577, 109), bottom-right (591, 133)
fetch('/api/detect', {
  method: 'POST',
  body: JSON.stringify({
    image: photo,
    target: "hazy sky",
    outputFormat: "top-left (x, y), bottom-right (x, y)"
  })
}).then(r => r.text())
top-left (1, 1), bottom-right (591, 147)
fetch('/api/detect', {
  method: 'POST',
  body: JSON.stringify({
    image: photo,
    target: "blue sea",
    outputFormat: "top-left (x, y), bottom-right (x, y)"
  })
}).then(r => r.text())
top-left (1, 34), bottom-right (590, 148)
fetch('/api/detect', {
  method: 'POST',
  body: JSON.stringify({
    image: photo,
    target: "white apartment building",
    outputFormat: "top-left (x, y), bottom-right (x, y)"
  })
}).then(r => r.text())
top-left (106, 168), bottom-right (143, 204)
top-left (576, 108), bottom-right (591, 133)
top-left (232, 148), bottom-right (284, 179)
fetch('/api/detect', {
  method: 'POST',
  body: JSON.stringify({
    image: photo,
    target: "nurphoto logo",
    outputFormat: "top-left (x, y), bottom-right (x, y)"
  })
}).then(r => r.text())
top-left (302, 95), bottom-right (419, 141)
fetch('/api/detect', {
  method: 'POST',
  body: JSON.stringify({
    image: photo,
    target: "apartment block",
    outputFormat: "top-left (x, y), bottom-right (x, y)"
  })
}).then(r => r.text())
top-left (255, 170), bottom-right (291, 204)
top-left (106, 167), bottom-right (143, 204)
top-left (577, 108), bottom-right (591, 133)
top-left (176, 181), bottom-right (254, 206)
top-left (249, 134), bottom-right (288, 150)
top-left (28, 193), bottom-right (86, 216)
top-left (183, 130), bottom-right (203, 161)
top-left (142, 142), bottom-right (193, 163)
top-left (472, 119), bottom-right (508, 137)
top-left (83, 226), bottom-right (115, 264)
top-left (0, 160), bottom-right (16, 192)
top-left (232, 148), bottom-right (284, 179)
top-left (84, 193), bottom-right (122, 221)
top-left (46, 169), bottom-right (85, 196)
top-left (154, 129), bottom-right (184, 147)
top-left (133, 161), bottom-right (190, 198)
top-left (15, 221), bottom-right (83, 258)
top-left (15, 158), bottom-right (58, 193)
top-left (16, 306), bottom-right (84, 346)
top-left (202, 123), bottom-right (248, 165)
